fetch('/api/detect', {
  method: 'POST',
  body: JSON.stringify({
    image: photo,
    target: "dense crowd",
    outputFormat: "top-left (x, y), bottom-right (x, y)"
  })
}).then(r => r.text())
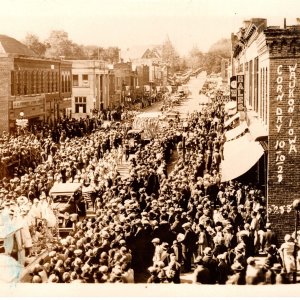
top-left (0, 91), bottom-right (299, 285)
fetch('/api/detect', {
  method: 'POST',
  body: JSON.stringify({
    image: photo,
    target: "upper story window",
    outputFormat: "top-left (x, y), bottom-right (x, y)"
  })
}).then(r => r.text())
top-left (62, 75), bottom-right (65, 93)
top-left (11, 71), bottom-right (15, 96)
top-left (82, 74), bottom-right (89, 87)
top-left (73, 74), bottom-right (79, 86)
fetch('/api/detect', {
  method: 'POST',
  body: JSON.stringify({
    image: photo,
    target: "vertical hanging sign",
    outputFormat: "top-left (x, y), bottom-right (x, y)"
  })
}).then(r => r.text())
top-left (230, 76), bottom-right (237, 101)
top-left (237, 75), bottom-right (245, 111)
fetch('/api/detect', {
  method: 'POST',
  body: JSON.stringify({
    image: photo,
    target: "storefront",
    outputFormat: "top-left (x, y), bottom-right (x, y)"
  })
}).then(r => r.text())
top-left (10, 95), bottom-right (45, 132)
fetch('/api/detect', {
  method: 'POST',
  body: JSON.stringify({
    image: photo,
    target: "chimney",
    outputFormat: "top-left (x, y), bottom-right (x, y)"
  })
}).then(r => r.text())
top-left (284, 18), bottom-right (287, 29)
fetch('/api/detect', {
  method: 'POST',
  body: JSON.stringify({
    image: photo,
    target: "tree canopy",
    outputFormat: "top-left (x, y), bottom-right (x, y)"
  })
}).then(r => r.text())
top-left (23, 30), bottom-right (120, 62)
top-left (23, 33), bottom-right (47, 57)
top-left (22, 30), bottom-right (231, 75)
top-left (186, 38), bottom-right (231, 74)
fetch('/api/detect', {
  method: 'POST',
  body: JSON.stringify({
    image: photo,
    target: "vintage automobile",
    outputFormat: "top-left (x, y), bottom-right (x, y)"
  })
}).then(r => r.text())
top-left (126, 129), bottom-right (149, 153)
top-left (49, 182), bottom-right (83, 233)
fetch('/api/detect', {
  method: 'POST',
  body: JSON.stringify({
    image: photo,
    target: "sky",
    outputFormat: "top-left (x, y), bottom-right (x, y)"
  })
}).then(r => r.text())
top-left (1, 0), bottom-right (300, 56)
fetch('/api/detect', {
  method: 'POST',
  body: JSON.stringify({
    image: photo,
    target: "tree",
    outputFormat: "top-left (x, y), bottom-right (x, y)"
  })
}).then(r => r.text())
top-left (186, 39), bottom-right (231, 74)
top-left (208, 38), bottom-right (231, 55)
top-left (89, 46), bottom-right (120, 63)
top-left (45, 30), bottom-right (74, 59)
top-left (162, 35), bottom-right (180, 73)
top-left (186, 46), bottom-right (205, 70)
top-left (23, 33), bottom-right (47, 57)
top-left (69, 43), bottom-right (87, 59)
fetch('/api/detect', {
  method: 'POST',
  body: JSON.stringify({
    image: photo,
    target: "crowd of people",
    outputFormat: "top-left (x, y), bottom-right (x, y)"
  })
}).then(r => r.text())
top-left (0, 87), bottom-right (299, 285)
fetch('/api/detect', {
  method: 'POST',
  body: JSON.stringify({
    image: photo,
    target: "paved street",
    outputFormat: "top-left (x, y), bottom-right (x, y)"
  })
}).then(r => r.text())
top-left (117, 72), bottom-right (209, 179)
top-left (141, 71), bottom-right (209, 117)
top-left (172, 71), bottom-right (210, 118)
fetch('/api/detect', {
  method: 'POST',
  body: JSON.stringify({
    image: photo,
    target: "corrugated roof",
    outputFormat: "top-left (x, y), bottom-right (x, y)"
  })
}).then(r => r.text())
top-left (0, 35), bottom-right (37, 57)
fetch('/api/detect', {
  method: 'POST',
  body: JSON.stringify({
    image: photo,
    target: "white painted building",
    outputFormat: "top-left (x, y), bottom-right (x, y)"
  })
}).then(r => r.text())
top-left (69, 60), bottom-right (110, 117)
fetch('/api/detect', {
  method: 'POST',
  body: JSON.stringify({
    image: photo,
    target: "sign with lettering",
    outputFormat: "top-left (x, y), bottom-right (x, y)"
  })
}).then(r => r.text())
top-left (216, 95), bottom-right (230, 102)
top-left (13, 97), bottom-right (44, 109)
top-left (230, 76), bottom-right (237, 101)
top-left (273, 63), bottom-right (297, 183)
top-left (236, 75), bottom-right (245, 111)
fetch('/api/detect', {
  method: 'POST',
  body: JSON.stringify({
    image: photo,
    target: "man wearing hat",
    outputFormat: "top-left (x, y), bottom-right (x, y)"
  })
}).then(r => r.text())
top-left (202, 247), bottom-right (218, 284)
top-left (165, 253), bottom-right (181, 283)
top-left (245, 256), bottom-right (259, 285)
top-left (192, 256), bottom-right (211, 284)
top-left (216, 253), bottom-right (230, 284)
top-left (181, 222), bottom-right (197, 273)
top-left (271, 263), bottom-right (289, 284)
top-left (262, 223), bottom-right (278, 253)
top-left (226, 262), bottom-right (246, 285)
top-left (151, 238), bottom-right (162, 264)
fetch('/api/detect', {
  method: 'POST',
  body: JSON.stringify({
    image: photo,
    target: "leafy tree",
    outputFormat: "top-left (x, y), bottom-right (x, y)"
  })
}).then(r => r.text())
top-left (186, 39), bottom-right (231, 74)
top-left (162, 35), bottom-right (180, 73)
top-left (89, 46), bottom-right (120, 63)
top-left (186, 46), bottom-right (205, 70)
top-left (69, 43), bottom-right (87, 59)
top-left (23, 33), bottom-right (47, 57)
top-left (45, 30), bottom-right (74, 59)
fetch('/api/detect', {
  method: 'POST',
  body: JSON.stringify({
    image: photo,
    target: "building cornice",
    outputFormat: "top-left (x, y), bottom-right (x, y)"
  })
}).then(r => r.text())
top-left (264, 26), bottom-right (300, 58)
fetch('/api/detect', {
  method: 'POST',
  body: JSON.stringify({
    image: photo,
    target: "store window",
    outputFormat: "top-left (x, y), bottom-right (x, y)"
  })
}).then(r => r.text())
top-left (75, 96), bottom-right (87, 113)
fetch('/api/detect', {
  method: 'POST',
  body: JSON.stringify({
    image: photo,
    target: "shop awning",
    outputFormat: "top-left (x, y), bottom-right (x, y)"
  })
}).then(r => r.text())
top-left (224, 101), bottom-right (237, 112)
top-left (248, 121), bottom-right (268, 141)
top-left (225, 121), bottom-right (248, 141)
top-left (228, 108), bottom-right (237, 116)
top-left (220, 134), bottom-right (264, 182)
top-left (224, 112), bottom-right (239, 128)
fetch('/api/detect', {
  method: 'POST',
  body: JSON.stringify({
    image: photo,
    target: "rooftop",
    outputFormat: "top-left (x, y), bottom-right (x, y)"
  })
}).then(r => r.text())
top-left (0, 35), bottom-right (37, 57)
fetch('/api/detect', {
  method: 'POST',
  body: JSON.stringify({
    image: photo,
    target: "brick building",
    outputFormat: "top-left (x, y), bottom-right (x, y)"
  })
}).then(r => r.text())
top-left (225, 19), bottom-right (300, 240)
top-left (0, 35), bottom-right (72, 133)
top-left (69, 60), bottom-right (110, 117)
top-left (113, 62), bottom-right (137, 109)
top-left (121, 45), bottom-right (168, 95)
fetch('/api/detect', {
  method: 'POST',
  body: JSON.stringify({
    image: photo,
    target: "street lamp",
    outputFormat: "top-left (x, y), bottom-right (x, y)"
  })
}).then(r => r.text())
top-left (292, 199), bottom-right (300, 283)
